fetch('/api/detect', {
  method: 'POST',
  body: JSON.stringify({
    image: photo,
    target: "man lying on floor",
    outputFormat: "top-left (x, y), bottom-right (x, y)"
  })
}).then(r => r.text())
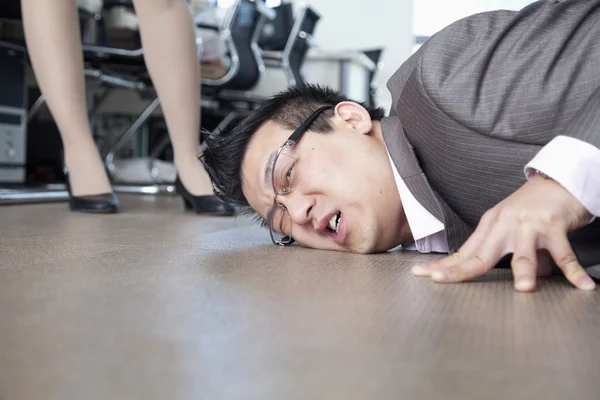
top-left (202, 0), bottom-right (600, 292)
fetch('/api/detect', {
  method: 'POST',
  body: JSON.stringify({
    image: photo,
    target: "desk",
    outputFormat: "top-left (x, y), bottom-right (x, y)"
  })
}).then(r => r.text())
top-left (305, 49), bottom-right (376, 101)
top-left (255, 48), bottom-right (376, 104)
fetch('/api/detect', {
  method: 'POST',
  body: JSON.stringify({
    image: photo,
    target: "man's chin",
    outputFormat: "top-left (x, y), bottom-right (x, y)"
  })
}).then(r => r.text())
top-left (334, 236), bottom-right (384, 254)
top-left (295, 239), bottom-right (365, 254)
top-left (349, 239), bottom-right (381, 254)
top-left (365, 236), bottom-right (403, 254)
top-left (294, 232), bottom-right (387, 254)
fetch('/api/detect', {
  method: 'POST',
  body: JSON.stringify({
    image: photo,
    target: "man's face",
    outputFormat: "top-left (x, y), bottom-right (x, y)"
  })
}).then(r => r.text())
top-left (241, 102), bottom-right (409, 253)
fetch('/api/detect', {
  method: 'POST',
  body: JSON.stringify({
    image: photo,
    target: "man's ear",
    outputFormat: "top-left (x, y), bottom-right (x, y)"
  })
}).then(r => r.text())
top-left (334, 101), bottom-right (373, 135)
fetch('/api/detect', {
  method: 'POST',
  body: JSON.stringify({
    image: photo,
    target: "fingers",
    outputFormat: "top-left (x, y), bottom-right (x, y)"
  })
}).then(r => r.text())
top-left (511, 227), bottom-right (538, 292)
top-left (430, 248), bottom-right (500, 283)
top-left (546, 233), bottom-right (596, 291)
top-left (535, 250), bottom-right (553, 277)
top-left (412, 211), bottom-right (496, 277)
top-left (411, 252), bottom-right (462, 277)
top-left (429, 227), bottom-right (507, 283)
top-left (411, 205), bottom-right (596, 291)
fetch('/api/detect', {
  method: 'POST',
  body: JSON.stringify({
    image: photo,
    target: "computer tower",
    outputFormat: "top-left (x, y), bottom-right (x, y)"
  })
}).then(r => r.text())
top-left (0, 43), bottom-right (28, 183)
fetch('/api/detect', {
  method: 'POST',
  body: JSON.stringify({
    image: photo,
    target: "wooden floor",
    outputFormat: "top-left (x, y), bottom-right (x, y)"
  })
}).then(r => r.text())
top-left (0, 194), bottom-right (599, 400)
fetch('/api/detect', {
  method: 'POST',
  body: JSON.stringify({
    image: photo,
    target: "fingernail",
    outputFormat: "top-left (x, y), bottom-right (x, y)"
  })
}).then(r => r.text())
top-left (578, 275), bottom-right (596, 291)
top-left (412, 264), bottom-right (431, 276)
top-left (431, 269), bottom-right (448, 281)
top-left (515, 279), bottom-right (535, 292)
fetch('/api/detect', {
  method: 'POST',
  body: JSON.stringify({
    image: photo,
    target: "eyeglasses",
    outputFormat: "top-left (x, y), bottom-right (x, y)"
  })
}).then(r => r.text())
top-left (268, 105), bottom-right (335, 246)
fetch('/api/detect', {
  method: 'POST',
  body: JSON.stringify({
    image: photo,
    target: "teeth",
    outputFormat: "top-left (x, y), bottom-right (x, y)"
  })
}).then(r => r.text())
top-left (327, 212), bottom-right (341, 232)
top-left (328, 214), bottom-right (337, 231)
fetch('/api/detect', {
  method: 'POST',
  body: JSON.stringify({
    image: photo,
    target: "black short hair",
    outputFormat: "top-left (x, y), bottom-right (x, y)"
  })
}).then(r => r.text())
top-left (201, 84), bottom-right (386, 224)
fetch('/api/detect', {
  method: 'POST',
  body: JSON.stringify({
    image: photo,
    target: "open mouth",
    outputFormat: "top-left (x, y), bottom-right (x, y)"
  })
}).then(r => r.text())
top-left (326, 211), bottom-right (342, 233)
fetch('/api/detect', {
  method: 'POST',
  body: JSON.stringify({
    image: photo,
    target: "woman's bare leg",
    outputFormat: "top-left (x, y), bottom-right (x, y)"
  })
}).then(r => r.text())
top-left (21, 0), bottom-right (112, 196)
top-left (132, 0), bottom-right (212, 195)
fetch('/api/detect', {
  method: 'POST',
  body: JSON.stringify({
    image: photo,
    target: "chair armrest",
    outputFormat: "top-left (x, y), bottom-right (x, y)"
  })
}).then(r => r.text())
top-left (82, 43), bottom-right (144, 58)
top-left (196, 23), bottom-right (220, 32)
top-left (298, 31), bottom-right (316, 48)
top-left (0, 39), bottom-right (26, 52)
top-left (261, 50), bottom-right (282, 60)
top-left (102, 1), bottom-right (134, 10)
top-left (254, 0), bottom-right (276, 20)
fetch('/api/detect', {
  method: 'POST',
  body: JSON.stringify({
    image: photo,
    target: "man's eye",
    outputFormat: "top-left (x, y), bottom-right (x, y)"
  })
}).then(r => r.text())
top-left (286, 166), bottom-right (294, 182)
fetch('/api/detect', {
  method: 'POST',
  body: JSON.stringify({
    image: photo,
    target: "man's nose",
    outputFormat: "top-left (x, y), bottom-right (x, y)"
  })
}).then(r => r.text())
top-left (281, 193), bottom-right (314, 227)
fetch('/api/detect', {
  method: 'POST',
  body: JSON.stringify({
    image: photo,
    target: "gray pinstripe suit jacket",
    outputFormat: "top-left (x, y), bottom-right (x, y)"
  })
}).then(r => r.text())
top-left (382, 0), bottom-right (600, 278)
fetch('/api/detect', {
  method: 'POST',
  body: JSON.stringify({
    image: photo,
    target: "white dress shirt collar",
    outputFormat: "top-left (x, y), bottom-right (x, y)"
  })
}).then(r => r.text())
top-left (386, 149), bottom-right (449, 253)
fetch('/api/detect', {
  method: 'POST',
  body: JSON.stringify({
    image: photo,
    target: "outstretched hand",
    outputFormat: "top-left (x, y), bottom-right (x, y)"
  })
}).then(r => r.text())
top-left (412, 174), bottom-right (596, 291)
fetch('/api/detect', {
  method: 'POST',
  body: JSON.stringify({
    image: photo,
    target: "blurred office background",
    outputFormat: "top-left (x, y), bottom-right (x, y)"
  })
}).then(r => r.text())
top-left (0, 0), bottom-right (536, 201)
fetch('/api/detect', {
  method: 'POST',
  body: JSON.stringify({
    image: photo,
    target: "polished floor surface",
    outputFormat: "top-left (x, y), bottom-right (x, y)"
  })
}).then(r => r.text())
top-left (1, 194), bottom-right (599, 400)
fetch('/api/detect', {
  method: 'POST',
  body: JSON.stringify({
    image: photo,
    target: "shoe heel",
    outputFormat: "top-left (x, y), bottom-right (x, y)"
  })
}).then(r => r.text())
top-left (175, 176), bottom-right (235, 216)
top-left (63, 171), bottom-right (119, 214)
top-left (182, 196), bottom-right (194, 211)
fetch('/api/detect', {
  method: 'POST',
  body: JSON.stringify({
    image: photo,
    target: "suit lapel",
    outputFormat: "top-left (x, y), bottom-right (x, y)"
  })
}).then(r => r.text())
top-left (381, 117), bottom-right (472, 252)
top-left (381, 117), bottom-right (444, 221)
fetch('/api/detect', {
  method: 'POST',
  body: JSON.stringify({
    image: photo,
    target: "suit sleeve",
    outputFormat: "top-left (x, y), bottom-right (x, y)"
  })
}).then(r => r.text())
top-left (525, 135), bottom-right (600, 217)
top-left (524, 78), bottom-right (600, 217)
top-left (560, 86), bottom-right (600, 149)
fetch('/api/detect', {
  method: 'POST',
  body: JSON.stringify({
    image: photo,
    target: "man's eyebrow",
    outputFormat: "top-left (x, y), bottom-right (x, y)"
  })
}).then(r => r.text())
top-left (263, 149), bottom-right (278, 188)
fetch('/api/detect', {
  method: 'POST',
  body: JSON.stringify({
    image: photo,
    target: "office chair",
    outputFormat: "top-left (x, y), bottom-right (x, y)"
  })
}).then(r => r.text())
top-left (262, 5), bottom-right (320, 87)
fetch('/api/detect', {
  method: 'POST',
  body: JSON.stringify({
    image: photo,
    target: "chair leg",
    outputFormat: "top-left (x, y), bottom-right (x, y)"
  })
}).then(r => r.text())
top-left (148, 133), bottom-right (172, 159)
top-left (104, 96), bottom-right (161, 172)
top-left (199, 111), bottom-right (240, 154)
top-left (87, 86), bottom-right (111, 118)
top-left (28, 86), bottom-right (112, 123)
top-left (27, 94), bottom-right (46, 123)
top-left (148, 110), bottom-right (241, 181)
top-left (212, 111), bottom-right (239, 135)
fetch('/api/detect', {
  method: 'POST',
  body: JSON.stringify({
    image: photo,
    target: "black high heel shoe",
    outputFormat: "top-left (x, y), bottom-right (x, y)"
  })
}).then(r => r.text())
top-left (175, 176), bottom-right (235, 216)
top-left (64, 172), bottom-right (119, 214)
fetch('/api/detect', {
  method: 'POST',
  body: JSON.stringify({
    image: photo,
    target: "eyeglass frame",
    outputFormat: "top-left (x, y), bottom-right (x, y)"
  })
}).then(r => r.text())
top-left (268, 104), bottom-right (335, 246)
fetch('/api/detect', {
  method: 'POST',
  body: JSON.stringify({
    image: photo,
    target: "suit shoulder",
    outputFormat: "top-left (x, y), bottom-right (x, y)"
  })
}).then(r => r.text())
top-left (386, 7), bottom-right (518, 100)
